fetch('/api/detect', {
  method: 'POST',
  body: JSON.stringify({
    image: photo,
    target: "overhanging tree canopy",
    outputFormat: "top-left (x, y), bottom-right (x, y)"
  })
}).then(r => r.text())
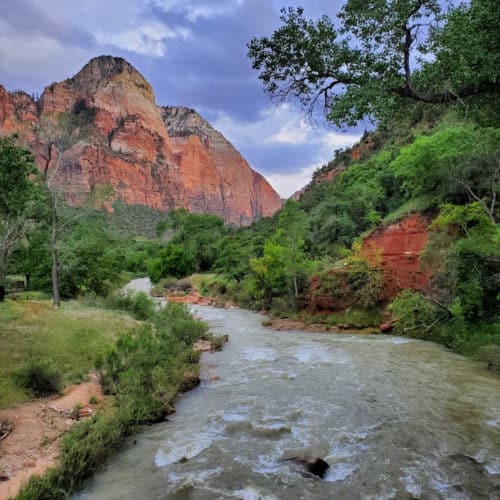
top-left (248, 0), bottom-right (500, 126)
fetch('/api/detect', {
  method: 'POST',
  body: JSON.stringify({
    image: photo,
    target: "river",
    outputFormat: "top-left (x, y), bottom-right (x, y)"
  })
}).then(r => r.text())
top-left (77, 278), bottom-right (500, 499)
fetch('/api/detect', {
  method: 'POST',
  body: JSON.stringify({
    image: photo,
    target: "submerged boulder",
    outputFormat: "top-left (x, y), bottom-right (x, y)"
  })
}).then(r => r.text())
top-left (282, 457), bottom-right (330, 478)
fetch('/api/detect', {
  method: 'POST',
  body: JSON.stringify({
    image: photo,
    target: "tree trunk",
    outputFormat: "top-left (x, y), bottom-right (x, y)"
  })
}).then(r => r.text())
top-left (50, 197), bottom-right (60, 308)
top-left (0, 250), bottom-right (6, 302)
top-left (293, 274), bottom-right (299, 298)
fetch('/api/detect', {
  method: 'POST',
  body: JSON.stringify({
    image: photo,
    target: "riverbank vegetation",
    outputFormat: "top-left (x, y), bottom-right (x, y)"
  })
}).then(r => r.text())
top-left (9, 293), bottom-right (210, 499)
top-left (0, 299), bottom-right (138, 409)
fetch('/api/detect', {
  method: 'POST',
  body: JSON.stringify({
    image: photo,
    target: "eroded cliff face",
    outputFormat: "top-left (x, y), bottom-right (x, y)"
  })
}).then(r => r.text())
top-left (0, 56), bottom-right (281, 225)
top-left (307, 214), bottom-right (431, 312)
top-left (162, 106), bottom-right (281, 224)
top-left (362, 214), bottom-right (432, 300)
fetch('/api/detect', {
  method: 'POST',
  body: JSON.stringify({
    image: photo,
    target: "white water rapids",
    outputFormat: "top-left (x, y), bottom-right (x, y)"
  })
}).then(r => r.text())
top-left (76, 278), bottom-right (500, 499)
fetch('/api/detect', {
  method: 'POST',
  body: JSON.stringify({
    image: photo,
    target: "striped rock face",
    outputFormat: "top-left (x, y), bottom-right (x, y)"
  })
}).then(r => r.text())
top-left (0, 56), bottom-right (281, 225)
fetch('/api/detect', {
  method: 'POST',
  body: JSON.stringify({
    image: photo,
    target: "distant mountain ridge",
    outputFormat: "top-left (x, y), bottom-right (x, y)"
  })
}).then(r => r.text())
top-left (0, 55), bottom-right (281, 225)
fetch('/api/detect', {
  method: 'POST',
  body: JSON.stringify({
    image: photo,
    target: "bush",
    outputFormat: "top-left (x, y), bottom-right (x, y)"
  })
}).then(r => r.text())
top-left (148, 243), bottom-right (196, 282)
top-left (311, 259), bottom-right (383, 311)
top-left (15, 360), bottom-right (62, 397)
top-left (390, 290), bottom-right (440, 336)
top-left (104, 290), bottom-right (156, 320)
top-left (270, 296), bottom-right (300, 316)
top-left (422, 203), bottom-right (499, 320)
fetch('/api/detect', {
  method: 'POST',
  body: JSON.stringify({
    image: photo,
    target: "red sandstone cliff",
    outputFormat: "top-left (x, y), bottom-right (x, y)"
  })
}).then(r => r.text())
top-left (307, 214), bottom-right (432, 312)
top-left (0, 56), bottom-right (281, 225)
top-left (362, 213), bottom-right (432, 299)
top-left (161, 106), bottom-right (281, 224)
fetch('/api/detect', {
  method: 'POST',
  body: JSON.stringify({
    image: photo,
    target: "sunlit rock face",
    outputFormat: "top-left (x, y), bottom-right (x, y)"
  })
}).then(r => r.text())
top-left (307, 214), bottom-right (431, 312)
top-left (362, 213), bottom-right (432, 300)
top-left (0, 56), bottom-right (281, 225)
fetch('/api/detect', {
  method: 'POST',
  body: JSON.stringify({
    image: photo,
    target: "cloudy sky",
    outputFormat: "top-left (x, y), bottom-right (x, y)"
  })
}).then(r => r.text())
top-left (0, 0), bottom-right (364, 197)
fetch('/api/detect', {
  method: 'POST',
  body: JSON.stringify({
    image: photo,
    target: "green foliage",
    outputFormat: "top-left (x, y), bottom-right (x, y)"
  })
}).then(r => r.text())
top-left (390, 125), bottom-right (499, 219)
top-left (148, 243), bottom-right (196, 282)
top-left (14, 359), bottom-right (62, 397)
top-left (312, 259), bottom-right (383, 310)
top-left (305, 147), bottom-right (404, 252)
top-left (54, 214), bottom-right (122, 297)
top-left (193, 274), bottom-right (236, 300)
top-left (391, 290), bottom-right (441, 336)
top-left (429, 202), bottom-right (495, 238)
top-left (213, 215), bottom-right (278, 280)
top-left (390, 290), bottom-right (500, 356)
top-left (107, 201), bottom-right (168, 239)
top-left (98, 301), bottom-right (207, 421)
top-left (420, 0), bottom-right (500, 105)
top-left (423, 203), bottom-right (499, 320)
top-left (248, 1), bottom-right (499, 127)
top-left (149, 210), bottom-right (227, 282)
top-left (104, 290), bottom-right (156, 320)
top-left (7, 205), bottom-right (163, 299)
top-left (244, 202), bottom-right (311, 310)
top-left (0, 136), bottom-right (39, 215)
top-left (0, 137), bottom-right (42, 288)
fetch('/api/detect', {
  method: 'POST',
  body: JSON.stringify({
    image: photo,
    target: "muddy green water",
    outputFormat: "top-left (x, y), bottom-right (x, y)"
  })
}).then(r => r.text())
top-left (77, 279), bottom-right (499, 499)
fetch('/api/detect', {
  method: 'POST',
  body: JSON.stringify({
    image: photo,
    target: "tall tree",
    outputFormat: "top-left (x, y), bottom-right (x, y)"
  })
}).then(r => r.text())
top-left (0, 136), bottom-right (40, 300)
top-left (248, 0), bottom-right (500, 126)
top-left (37, 102), bottom-right (97, 306)
top-left (274, 200), bottom-right (309, 297)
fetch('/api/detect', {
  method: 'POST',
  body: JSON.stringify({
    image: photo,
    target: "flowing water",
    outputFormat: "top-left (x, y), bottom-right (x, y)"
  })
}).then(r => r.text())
top-left (77, 278), bottom-right (500, 499)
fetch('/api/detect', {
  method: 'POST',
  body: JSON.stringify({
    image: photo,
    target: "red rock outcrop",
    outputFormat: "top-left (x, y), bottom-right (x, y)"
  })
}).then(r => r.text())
top-left (362, 214), bottom-right (432, 299)
top-left (162, 106), bottom-right (281, 224)
top-left (306, 214), bottom-right (432, 313)
top-left (0, 56), bottom-right (281, 225)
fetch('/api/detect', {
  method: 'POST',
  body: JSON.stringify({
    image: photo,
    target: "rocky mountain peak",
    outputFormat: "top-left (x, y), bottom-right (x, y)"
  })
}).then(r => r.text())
top-left (0, 56), bottom-right (282, 225)
top-left (74, 56), bottom-right (152, 96)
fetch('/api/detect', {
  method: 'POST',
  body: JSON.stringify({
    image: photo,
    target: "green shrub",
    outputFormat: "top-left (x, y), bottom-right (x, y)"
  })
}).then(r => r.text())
top-left (104, 290), bottom-right (156, 320)
top-left (148, 243), bottom-right (196, 282)
top-left (14, 360), bottom-right (62, 397)
top-left (312, 259), bottom-right (383, 310)
top-left (270, 296), bottom-right (300, 316)
top-left (422, 203), bottom-right (499, 320)
top-left (390, 290), bottom-right (440, 336)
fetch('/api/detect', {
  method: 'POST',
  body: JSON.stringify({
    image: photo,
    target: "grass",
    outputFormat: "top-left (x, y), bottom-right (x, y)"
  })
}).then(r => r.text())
top-left (0, 300), bottom-right (138, 408)
top-left (15, 298), bottom-right (209, 499)
top-left (381, 195), bottom-right (435, 225)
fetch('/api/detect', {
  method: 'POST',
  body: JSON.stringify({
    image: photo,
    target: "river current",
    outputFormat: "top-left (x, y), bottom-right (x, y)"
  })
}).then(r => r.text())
top-left (77, 278), bottom-right (500, 499)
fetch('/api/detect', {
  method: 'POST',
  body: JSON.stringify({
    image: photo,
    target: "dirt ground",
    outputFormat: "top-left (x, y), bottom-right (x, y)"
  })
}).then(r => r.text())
top-left (0, 375), bottom-right (104, 500)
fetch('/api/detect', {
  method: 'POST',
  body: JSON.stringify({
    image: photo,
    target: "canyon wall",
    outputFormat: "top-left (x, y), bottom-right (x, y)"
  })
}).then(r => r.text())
top-left (0, 56), bottom-right (281, 225)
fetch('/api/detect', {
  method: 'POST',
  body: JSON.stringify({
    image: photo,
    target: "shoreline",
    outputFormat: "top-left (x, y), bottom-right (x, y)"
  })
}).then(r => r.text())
top-left (164, 290), bottom-right (382, 335)
top-left (1, 292), bottom-right (226, 499)
top-left (262, 317), bottom-right (381, 335)
top-left (1, 342), bottom-right (224, 500)
top-left (0, 376), bottom-right (104, 500)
